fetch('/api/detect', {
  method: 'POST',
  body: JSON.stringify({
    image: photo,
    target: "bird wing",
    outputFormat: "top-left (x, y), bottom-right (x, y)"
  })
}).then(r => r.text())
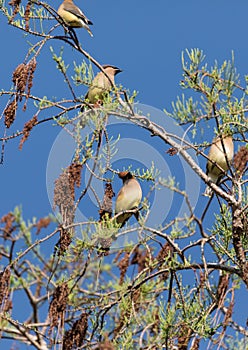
top-left (115, 180), bottom-right (142, 213)
top-left (115, 188), bottom-right (125, 213)
top-left (115, 179), bottom-right (142, 227)
top-left (63, 3), bottom-right (93, 25)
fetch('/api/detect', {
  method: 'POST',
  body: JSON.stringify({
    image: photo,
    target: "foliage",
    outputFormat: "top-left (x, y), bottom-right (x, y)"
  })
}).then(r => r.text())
top-left (0, 1), bottom-right (247, 349)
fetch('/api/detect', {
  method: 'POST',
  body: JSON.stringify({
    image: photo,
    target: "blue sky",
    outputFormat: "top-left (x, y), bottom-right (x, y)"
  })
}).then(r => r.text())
top-left (1, 0), bottom-right (248, 217)
top-left (0, 0), bottom-right (248, 348)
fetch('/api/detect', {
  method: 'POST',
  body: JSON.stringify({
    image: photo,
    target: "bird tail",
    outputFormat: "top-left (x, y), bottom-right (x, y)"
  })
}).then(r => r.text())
top-left (86, 26), bottom-right (93, 37)
top-left (203, 185), bottom-right (213, 197)
top-left (203, 173), bottom-right (220, 197)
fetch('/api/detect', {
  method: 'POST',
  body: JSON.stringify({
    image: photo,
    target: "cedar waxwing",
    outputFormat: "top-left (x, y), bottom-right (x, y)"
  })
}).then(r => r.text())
top-left (204, 135), bottom-right (234, 197)
top-left (57, 0), bottom-right (93, 36)
top-left (85, 65), bottom-right (122, 105)
top-left (115, 171), bottom-right (142, 227)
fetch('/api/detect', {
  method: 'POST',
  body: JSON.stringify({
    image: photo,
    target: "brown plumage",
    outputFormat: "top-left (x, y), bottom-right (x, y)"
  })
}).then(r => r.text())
top-left (204, 135), bottom-right (234, 197)
top-left (85, 65), bottom-right (122, 105)
top-left (57, 0), bottom-right (93, 36)
top-left (115, 171), bottom-right (142, 227)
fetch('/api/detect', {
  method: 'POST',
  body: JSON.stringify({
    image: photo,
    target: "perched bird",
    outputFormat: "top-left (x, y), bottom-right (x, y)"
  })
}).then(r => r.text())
top-left (204, 135), bottom-right (234, 197)
top-left (57, 0), bottom-right (93, 36)
top-left (115, 171), bottom-right (142, 227)
top-left (79, 65), bottom-right (122, 127)
top-left (84, 65), bottom-right (122, 105)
